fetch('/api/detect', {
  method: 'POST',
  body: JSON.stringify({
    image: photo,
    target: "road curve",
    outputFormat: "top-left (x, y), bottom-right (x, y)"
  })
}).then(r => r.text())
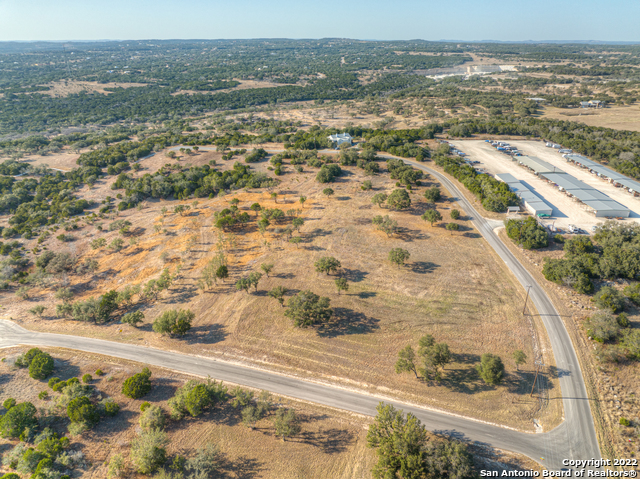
top-left (401, 157), bottom-right (601, 464)
top-left (0, 157), bottom-right (601, 470)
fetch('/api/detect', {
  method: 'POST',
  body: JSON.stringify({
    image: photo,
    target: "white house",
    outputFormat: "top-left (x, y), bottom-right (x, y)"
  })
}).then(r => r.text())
top-left (328, 133), bottom-right (352, 147)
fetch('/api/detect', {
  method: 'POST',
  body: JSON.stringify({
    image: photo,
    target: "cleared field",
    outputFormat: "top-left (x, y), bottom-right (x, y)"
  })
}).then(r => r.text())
top-left (0, 346), bottom-right (375, 479)
top-left (450, 140), bottom-right (640, 231)
top-left (1, 151), bottom-right (561, 431)
top-left (541, 105), bottom-right (640, 132)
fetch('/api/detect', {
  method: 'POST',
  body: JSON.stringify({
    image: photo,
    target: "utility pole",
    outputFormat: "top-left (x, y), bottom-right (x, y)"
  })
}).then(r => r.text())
top-left (530, 360), bottom-right (544, 397)
top-left (522, 285), bottom-right (532, 315)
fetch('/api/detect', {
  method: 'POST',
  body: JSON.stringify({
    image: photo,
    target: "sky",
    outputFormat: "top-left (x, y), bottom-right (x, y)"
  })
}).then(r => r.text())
top-left (0, 0), bottom-right (639, 43)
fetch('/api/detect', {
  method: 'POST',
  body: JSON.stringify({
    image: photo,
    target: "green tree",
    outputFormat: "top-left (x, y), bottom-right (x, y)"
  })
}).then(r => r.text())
top-left (388, 248), bottom-right (410, 268)
top-left (422, 342), bottom-right (451, 381)
top-left (314, 256), bottom-right (341, 275)
top-left (446, 222), bottom-right (460, 235)
top-left (292, 217), bottom-right (304, 232)
top-left (335, 278), bottom-right (349, 295)
top-left (0, 402), bottom-right (37, 438)
top-left (235, 277), bottom-right (251, 293)
top-left (371, 193), bottom-right (388, 208)
top-left (152, 309), bottom-right (194, 337)
top-left (322, 188), bottom-right (335, 198)
top-left (450, 209), bottom-right (460, 220)
top-left (395, 345), bottom-right (418, 378)
top-left (67, 396), bottom-right (99, 427)
top-left (284, 290), bottom-right (333, 327)
top-left (513, 350), bottom-right (527, 371)
top-left (260, 262), bottom-right (274, 277)
top-left (268, 286), bottom-right (288, 306)
top-left (422, 209), bottom-right (442, 226)
top-left (476, 354), bottom-right (505, 385)
top-left (386, 189), bottom-right (411, 210)
top-left (366, 402), bottom-right (427, 479)
top-left (424, 187), bottom-right (441, 202)
top-left (168, 379), bottom-right (227, 420)
top-left (28, 351), bottom-right (55, 380)
top-left (122, 368), bottom-right (152, 399)
top-left (273, 408), bottom-right (301, 441)
top-left (299, 196), bottom-right (307, 208)
top-left (248, 271), bottom-right (263, 291)
top-left (250, 203), bottom-right (262, 216)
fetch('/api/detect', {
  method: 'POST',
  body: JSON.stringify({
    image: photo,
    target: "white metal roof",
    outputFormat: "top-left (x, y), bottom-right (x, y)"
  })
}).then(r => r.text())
top-left (518, 156), bottom-right (564, 174)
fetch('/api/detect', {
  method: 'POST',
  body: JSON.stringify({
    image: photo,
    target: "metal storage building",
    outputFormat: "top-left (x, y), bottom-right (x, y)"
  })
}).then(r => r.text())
top-left (495, 173), bottom-right (554, 217)
top-left (517, 156), bottom-right (564, 175)
top-left (564, 154), bottom-right (640, 196)
top-left (540, 172), bottom-right (630, 217)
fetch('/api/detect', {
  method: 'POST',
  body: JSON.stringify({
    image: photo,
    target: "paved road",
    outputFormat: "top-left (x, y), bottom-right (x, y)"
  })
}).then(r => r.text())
top-left (0, 156), bottom-right (601, 470)
top-left (401, 157), bottom-right (601, 464)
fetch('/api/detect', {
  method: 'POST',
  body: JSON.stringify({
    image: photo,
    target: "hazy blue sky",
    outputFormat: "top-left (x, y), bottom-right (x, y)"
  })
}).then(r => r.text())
top-left (0, 0), bottom-right (638, 42)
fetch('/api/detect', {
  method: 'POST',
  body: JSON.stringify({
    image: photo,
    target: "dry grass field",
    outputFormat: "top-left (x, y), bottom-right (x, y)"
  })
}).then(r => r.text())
top-left (0, 150), bottom-right (561, 431)
top-left (0, 346), bottom-right (376, 479)
top-left (541, 105), bottom-right (640, 132)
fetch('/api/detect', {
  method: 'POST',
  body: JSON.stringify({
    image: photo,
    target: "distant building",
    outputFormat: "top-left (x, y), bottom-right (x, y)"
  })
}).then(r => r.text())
top-left (328, 133), bottom-right (352, 147)
top-left (525, 97), bottom-right (546, 103)
top-left (580, 100), bottom-right (605, 109)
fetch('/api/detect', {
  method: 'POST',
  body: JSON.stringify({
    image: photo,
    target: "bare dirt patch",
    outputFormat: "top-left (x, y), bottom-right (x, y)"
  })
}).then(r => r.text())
top-left (39, 81), bottom-right (148, 98)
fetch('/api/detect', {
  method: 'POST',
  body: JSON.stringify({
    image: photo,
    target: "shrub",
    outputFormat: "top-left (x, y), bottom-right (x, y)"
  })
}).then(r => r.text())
top-left (594, 286), bottom-right (625, 313)
top-left (617, 312), bottom-right (630, 328)
top-left (553, 234), bottom-right (565, 244)
top-left (122, 311), bottom-right (144, 327)
top-left (100, 399), bottom-right (120, 417)
top-left (140, 401), bottom-right (151, 412)
top-left (38, 391), bottom-right (48, 400)
top-left (505, 217), bottom-right (548, 250)
top-left (0, 402), bottom-right (38, 438)
top-left (585, 311), bottom-right (621, 342)
top-left (95, 369), bottom-right (104, 376)
top-left (152, 309), bottom-right (194, 337)
top-left (122, 368), bottom-right (152, 399)
top-left (52, 380), bottom-right (68, 392)
top-left (130, 429), bottom-right (169, 474)
top-left (168, 379), bottom-right (227, 420)
top-left (67, 396), bottom-right (99, 426)
top-left (139, 405), bottom-right (166, 430)
top-left (3, 397), bottom-right (16, 410)
top-left (82, 373), bottom-right (92, 384)
top-left (619, 417), bottom-right (631, 427)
